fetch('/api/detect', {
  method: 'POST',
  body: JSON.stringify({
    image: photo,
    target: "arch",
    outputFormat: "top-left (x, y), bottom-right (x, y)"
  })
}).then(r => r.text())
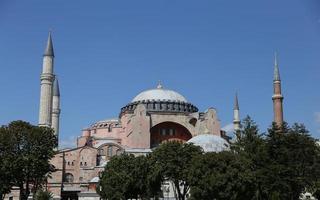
top-left (96, 142), bottom-right (125, 166)
top-left (97, 142), bottom-right (124, 154)
top-left (150, 121), bottom-right (193, 148)
top-left (151, 116), bottom-right (195, 136)
top-left (64, 173), bottom-right (74, 183)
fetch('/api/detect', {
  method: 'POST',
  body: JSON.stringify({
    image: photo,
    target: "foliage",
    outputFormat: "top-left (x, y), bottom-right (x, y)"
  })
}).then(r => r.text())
top-left (0, 121), bottom-right (57, 200)
top-left (34, 189), bottom-right (53, 200)
top-left (189, 151), bottom-right (254, 200)
top-left (262, 122), bottom-right (320, 199)
top-left (149, 141), bottom-right (203, 200)
top-left (0, 126), bottom-right (16, 200)
top-left (98, 154), bottom-right (161, 200)
top-left (231, 117), bottom-right (320, 200)
top-left (232, 116), bottom-right (270, 199)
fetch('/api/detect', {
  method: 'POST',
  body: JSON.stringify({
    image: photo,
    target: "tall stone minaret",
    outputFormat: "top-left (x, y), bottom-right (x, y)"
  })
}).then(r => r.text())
top-left (272, 53), bottom-right (284, 127)
top-left (39, 32), bottom-right (55, 127)
top-left (233, 93), bottom-right (241, 133)
top-left (51, 77), bottom-right (60, 139)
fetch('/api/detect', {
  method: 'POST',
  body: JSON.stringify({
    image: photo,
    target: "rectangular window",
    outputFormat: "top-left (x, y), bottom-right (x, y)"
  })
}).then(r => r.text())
top-left (108, 146), bottom-right (113, 157)
top-left (169, 129), bottom-right (175, 136)
top-left (161, 129), bottom-right (166, 136)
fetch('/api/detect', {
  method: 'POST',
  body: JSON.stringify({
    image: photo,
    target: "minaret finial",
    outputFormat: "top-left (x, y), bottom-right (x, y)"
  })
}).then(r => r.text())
top-left (157, 80), bottom-right (163, 89)
top-left (274, 52), bottom-right (280, 81)
top-left (44, 31), bottom-right (54, 57)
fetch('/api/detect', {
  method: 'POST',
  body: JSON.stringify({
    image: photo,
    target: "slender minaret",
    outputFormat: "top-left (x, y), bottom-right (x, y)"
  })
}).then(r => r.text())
top-left (233, 93), bottom-right (241, 133)
top-left (272, 53), bottom-right (284, 127)
top-left (51, 77), bottom-right (61, 139)
top-left (39, 32), bottom-right (55, 127)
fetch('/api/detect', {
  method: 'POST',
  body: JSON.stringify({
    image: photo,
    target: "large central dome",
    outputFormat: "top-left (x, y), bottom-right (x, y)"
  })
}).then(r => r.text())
top-left (132, 83), bottom-right (188, 103)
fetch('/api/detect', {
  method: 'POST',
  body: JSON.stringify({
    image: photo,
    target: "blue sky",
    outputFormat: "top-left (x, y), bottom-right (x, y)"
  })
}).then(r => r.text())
top-left (0, 0), bottom-right (319, 147)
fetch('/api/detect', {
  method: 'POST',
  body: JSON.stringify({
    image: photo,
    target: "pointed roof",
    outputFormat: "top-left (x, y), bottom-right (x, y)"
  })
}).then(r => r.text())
top-left (44, 32), bottom-right (54, 57)
top-left (53, 77), bottom-right (60, 96)
top-left (273, 52), bottom-right (280, 81)
top-left (234, 93), bottom-right (239, 110)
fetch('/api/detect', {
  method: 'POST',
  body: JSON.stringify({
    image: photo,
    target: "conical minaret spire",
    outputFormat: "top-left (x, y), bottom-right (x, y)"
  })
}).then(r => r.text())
top-left (52, 77), bottom-right (61, 141)
top-left (272, 52), bottom-right (284, 127)
top-left (44, 31), bottom-right (54, 57)
top-left (233, 93), bottom-right (241, 133)
top-left (274, 52), bottom-right (280, 81)
top-left (39, 32), bottom-right (55, 127)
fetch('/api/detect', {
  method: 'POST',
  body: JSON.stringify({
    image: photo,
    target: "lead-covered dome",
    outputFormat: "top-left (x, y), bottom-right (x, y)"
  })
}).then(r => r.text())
top-left (132, 83), bottom-right (187, 103)
top-left (120, 83), bottom-right (198, 116)
top-left (187, 134), bottom-right (229, 152)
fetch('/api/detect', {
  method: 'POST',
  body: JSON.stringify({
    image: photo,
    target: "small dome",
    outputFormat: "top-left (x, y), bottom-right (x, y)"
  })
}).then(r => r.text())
top-left (132, 83), bottom-right (187, 103)
top-left (187, 134), bottom-right (229, 153)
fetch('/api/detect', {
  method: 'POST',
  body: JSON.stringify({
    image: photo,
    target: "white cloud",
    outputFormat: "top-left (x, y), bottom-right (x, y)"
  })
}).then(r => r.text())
top-left (222, 123), bottom-right (234, 133)
top-left (59, 135), bottom-right (77, 149)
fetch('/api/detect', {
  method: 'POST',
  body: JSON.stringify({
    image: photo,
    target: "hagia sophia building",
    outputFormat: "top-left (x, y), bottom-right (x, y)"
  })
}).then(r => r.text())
top-left (5, 33), bottom-right (285, 200)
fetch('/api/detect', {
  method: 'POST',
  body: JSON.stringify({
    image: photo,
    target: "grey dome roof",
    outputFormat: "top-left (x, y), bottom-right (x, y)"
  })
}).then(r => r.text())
top-left (132, 83), bottom-right (187, 103)
top-left (187, 134), bottom-right (229, 153)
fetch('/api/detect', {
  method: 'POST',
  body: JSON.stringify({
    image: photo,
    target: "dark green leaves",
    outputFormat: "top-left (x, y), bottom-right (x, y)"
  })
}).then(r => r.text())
top-left (0, 121), bottom-right (57, 200)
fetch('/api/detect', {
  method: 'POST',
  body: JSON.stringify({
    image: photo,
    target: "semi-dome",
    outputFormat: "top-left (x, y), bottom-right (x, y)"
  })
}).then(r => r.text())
top-left (187, 134), bottom-right (229, 153)
top-left (132, 83), bottom-right (188, 103)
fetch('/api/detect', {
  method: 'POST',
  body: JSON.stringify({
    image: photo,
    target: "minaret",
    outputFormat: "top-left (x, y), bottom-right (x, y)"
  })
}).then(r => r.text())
top-left (51, 77), bottom-right (61, 139)
top-left (233, 93), bottom-right (241, 133)
top-left (39, 32), bottom-right (55, 127)
top-left (272, 53), bottom-right (284, 127)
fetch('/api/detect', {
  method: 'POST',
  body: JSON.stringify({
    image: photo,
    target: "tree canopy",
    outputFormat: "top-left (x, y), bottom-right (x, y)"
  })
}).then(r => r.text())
top-left (98, 153), bottom-right (162, 200)
top-left (0, 121), bottom-right (57, 200)
top-left (149, 141), bottom-right (203, 200)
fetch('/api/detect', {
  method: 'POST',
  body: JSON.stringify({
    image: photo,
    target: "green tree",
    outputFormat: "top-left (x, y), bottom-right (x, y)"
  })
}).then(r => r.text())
top-left (232, 116), bottom-right (269, 199)
top-left (98, 154), bottom-right (161, 200)
top-left (0, 121), bottom-right (57, 200)
top-left (149, 141), bottom-right (202, 200)
top-left (189, 151), bottom-right (254, 200)
top-left (231, 117), bottom-right (320, 200)
top-left (34, 189), bottom-right (53, 200)
top-left (264, 122), bottom-right (320, 200)
top-left (0, 125), bottom-right (16, 200)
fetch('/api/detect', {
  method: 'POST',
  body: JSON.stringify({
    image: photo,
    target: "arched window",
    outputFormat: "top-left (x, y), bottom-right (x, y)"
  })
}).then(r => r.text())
top-left (99, 148), bottom-right (105, 156)
top-left (64, 173), bottom-right (74, 183)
